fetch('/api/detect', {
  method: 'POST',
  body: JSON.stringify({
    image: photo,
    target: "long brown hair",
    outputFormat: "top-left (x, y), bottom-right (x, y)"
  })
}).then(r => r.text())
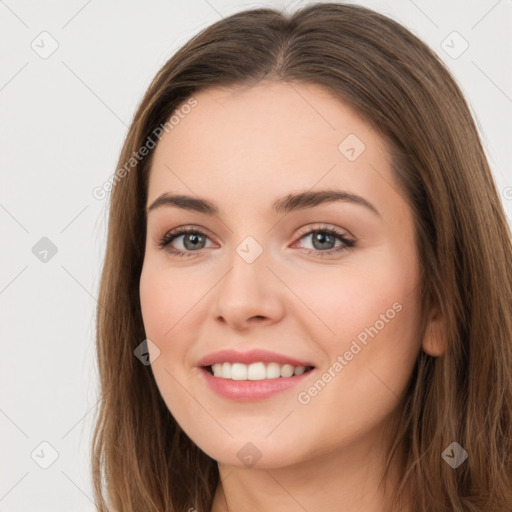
top-left (91, 3), bottom-right (512, 511)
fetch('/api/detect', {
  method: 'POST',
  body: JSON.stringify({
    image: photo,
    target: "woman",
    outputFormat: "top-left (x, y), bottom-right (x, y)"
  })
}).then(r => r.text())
top-left (91, 3), bottom-right (512, 511)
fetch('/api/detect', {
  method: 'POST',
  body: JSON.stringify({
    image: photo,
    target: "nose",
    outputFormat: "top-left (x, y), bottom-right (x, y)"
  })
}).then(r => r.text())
top-left (213, 243), bottom-right (285, 331)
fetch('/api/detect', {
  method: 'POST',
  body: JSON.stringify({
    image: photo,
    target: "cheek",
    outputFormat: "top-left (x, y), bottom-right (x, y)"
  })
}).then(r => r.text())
top-left (139, 265), bottom-right (170, 341)
top-left (289, 263), bottom-right (421, 442)
top-left (138, 263), bottom-right (195, 387)
top-left (139, 263), bottom-right (199, 416)
top-left (294, 253), bottom-right (415, 332)
top-left (293, 248), bottom-right (421, 375)
top-left (139, 262), bottom-right (207, 343)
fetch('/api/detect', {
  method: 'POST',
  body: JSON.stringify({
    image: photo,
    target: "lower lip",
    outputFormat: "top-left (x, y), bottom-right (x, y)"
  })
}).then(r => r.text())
top-left (199, 367), bottom-right (315, 401)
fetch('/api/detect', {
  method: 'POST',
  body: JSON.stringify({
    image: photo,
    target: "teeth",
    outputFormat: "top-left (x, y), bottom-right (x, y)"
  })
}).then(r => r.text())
top-left (247, 362), bottom-right (265, 380)
top-left (231, 363), bottom-right (247, 380)
top-left (266, 362), bottom-right (281, 379)
top-left (280, 364), bottom-right (294, 378)
top-left (209, 362), bottom-right (310, 380)
top-left (221, 362), bottom-right (231, 378)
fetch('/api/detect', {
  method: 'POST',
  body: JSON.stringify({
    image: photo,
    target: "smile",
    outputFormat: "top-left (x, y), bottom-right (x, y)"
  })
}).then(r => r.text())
top-left (199, 364), bottom-right (316, 401)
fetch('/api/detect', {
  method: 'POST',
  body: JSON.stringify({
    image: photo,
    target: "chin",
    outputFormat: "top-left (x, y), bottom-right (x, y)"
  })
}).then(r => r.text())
top-left (192, 434), bottom-right (308, 470)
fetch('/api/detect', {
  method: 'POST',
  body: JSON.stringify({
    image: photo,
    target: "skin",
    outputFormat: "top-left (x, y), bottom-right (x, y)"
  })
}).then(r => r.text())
top-left (139, 81), bottom-right (445, 512)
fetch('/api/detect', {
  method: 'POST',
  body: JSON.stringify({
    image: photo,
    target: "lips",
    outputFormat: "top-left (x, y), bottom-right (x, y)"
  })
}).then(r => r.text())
top-left (195, 349), bottom-right (317, 400)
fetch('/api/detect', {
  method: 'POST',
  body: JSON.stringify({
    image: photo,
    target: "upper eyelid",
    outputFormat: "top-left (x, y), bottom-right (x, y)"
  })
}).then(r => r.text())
top-left (296, 223), bottom-right (351, 237)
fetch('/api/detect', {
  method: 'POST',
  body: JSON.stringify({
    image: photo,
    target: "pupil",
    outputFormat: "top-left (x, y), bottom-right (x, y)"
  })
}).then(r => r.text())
top-left (184, 233), bottom-right (203, 250)
top-left (314, 232), bottom-right (334, 250)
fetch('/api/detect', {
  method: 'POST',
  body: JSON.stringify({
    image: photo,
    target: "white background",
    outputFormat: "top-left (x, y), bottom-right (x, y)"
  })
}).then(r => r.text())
top-left (1, 0), bottom-right (511, 510)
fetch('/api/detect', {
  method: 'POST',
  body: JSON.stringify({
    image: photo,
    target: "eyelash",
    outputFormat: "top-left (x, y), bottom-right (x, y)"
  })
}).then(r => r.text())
top-left (156, 224), bottom-right (356, 258)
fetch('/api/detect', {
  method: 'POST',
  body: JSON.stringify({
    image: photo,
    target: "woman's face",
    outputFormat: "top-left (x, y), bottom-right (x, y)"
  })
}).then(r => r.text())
top-left (139, 81), bottom-right (423, 469)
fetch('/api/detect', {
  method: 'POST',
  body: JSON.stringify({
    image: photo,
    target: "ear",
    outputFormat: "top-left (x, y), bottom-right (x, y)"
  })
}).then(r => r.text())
top-left (421, 307), bottom-right (447, 357)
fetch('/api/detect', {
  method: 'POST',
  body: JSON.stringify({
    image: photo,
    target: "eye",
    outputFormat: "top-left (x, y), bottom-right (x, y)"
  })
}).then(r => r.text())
top-left (292, 224), bottom-right (356, 257)
top-left (156, 226), bottom-right (214, 257)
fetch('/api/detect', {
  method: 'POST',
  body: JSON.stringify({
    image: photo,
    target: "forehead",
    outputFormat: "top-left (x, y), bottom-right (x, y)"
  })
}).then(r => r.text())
top-left (147, 81), bottom-right (397, 215)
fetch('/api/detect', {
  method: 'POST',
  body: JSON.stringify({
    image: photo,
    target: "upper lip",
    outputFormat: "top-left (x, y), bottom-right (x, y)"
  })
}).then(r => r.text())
top-left (197, 349), bottom-right (315, 368)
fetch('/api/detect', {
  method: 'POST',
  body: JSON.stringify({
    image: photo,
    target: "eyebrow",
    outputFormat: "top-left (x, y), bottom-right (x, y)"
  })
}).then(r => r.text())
top-left (146, 189), bottom-right (380, 217)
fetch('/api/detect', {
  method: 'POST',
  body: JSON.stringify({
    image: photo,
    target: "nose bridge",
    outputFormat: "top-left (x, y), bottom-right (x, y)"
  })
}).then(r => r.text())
top-left (213, 232), bottom-right (283, 325)
top-left (222, 233), bottom-right (268, 296)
